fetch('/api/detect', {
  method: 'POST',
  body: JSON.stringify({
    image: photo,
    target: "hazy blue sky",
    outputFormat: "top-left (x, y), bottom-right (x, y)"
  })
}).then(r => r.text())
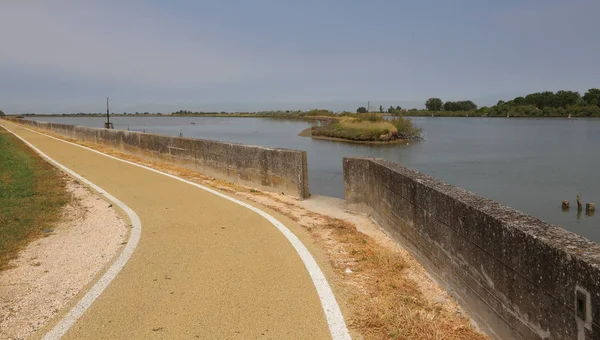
top-left (1, 0), bottom-right (598, 113)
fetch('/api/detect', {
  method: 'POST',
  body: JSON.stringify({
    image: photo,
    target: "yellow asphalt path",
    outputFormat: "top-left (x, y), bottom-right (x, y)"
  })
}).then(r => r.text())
top-left (2, 122), bottom-right (334, 339)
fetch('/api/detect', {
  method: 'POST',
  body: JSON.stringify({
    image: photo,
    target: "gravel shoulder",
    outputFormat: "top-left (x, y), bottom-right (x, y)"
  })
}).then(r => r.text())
top-left (0, 178), bottom-right (128, 339)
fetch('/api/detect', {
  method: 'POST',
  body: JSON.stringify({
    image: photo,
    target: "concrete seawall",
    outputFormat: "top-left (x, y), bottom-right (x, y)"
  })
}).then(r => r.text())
top-left (344, 157), bottom-right (600, 339)
top-left (6, 119), bottom-right (309, 199)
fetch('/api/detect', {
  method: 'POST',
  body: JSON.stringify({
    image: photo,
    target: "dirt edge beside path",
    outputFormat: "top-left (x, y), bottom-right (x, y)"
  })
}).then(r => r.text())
top-left (0, 179), bottom-right (128, 340)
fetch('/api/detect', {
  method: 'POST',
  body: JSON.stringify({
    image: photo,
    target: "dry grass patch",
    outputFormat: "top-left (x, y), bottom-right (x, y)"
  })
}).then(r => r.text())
top-left (339, 117), bottom-right (399, 133)
top-left (322, 218), bottom-right (483, 339)
top-left (312, 114), bottom-right (421, 142)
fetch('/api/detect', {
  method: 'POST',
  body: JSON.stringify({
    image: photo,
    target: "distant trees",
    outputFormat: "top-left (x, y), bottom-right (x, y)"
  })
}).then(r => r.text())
top-left (521, 90), bottom-right (581, 108)
top-left (356, 105), bottom-right (405, 114)
top-left (305, 109), bottom-right (334, 116)
top-left (397, 88), bottom-right (600, 118)
top-left (583, 88), bottom-right (600, 107)
top-left (524, 92), bottom-right (553, 108)
top-left (513, 97), bottom-right (526, 105)
top-left (0, 109), bottom-right (4, 116)
top-left (425, 98), bottom-right (443, 111)
top-left (484, 88), bottom-right (600, 117)
top-left (424, 98), bottom-right (476, 111)
top-left (524, 92), bottom-right (552, 108)
top-left (385, 105), bottom-right (403, 115)
top-left (172, 110), bottom-right (202, 115)
top-left (442, 100), bottom-right (477, 111)
top-left (556, 90), bottom-right (581, 107)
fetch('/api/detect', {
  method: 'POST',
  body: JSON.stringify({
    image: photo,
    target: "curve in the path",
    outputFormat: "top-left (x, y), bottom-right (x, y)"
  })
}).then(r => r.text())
top-left (0, 121), bottom-right (350, 340)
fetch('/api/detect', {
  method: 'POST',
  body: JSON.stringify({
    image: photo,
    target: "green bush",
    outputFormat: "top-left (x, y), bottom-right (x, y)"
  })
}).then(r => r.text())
top-left (391, 118), bottom-right (422, 138)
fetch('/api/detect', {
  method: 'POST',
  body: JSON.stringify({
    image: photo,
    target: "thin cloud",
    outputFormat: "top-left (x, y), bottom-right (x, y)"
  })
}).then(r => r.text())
top-left (0, 1), bottom-right (267, 88)
top-left (0, 0), bottom-right (598, 113)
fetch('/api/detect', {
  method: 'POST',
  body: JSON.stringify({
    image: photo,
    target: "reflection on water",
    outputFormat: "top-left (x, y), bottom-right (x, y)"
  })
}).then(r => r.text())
top-left (28, 116), bottom-right (600, 243)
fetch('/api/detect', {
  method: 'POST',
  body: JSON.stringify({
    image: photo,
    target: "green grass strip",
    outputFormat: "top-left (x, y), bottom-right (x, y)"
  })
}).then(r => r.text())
top-left (0, 127), bottom-right (69, 270)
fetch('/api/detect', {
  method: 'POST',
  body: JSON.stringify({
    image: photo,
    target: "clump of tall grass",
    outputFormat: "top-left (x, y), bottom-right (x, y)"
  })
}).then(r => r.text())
top-left (312, 115), bottom-right (421, 142)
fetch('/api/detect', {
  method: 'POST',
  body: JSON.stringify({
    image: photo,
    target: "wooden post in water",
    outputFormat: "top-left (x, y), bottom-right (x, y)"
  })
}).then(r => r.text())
top-left (104, 97), bottom-right (114, 129)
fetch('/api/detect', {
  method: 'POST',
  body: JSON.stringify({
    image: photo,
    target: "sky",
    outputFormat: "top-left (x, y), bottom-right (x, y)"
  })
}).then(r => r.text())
top-left (1, 0), bottom-right (599, 114)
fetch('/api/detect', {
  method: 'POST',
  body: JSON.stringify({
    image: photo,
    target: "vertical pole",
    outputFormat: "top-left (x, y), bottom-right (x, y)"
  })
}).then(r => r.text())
top-left (106, 97), bottom-right (110, 125)
top-left (367, 101), bottom-right (370, 112)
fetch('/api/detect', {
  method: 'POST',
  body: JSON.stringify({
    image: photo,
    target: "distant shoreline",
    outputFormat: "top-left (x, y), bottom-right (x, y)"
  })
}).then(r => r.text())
top-left (14, 113), bottom-right (339, 121)
top-left (402, 114), bottom-right (590, 119)
top-left (13, 113), bottom-right (600, 119)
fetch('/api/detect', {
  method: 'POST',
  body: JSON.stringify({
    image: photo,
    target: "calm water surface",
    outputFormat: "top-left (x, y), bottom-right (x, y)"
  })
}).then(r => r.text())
top-left (29, 116), bottom-right (600, 242)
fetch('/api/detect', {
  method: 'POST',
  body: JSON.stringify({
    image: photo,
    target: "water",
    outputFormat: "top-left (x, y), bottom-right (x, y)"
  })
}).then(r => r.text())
top-left (27, 116), bottom-right (600, 242)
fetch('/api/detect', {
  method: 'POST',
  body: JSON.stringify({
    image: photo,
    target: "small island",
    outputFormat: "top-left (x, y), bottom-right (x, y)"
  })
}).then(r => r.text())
top-left (300, 113), bottom-right (422, 144)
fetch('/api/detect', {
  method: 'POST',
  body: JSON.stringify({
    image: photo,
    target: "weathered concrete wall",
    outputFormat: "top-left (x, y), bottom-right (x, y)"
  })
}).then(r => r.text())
top-left (7, 119), bottom-right (309, 199)
top-left (344, 157), bottom-right (600, 340)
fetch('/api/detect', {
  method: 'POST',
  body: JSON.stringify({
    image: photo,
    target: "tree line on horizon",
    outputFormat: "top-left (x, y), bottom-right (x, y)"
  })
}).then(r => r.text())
top-left (356, 89), bottom-right (600, 117)
top-left (3, 88), bottom-right (599, 118)
top-left (356, 106), bottom-right (404, 114)
top-left (416, 89), bottom-right (600, 117)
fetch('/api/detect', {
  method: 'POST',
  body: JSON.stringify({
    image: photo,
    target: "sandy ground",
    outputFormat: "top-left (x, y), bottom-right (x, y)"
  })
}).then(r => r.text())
top-left (298, 195), bottom-right (459, 313)
top-left (0, 179), bottom-right (128, 340)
